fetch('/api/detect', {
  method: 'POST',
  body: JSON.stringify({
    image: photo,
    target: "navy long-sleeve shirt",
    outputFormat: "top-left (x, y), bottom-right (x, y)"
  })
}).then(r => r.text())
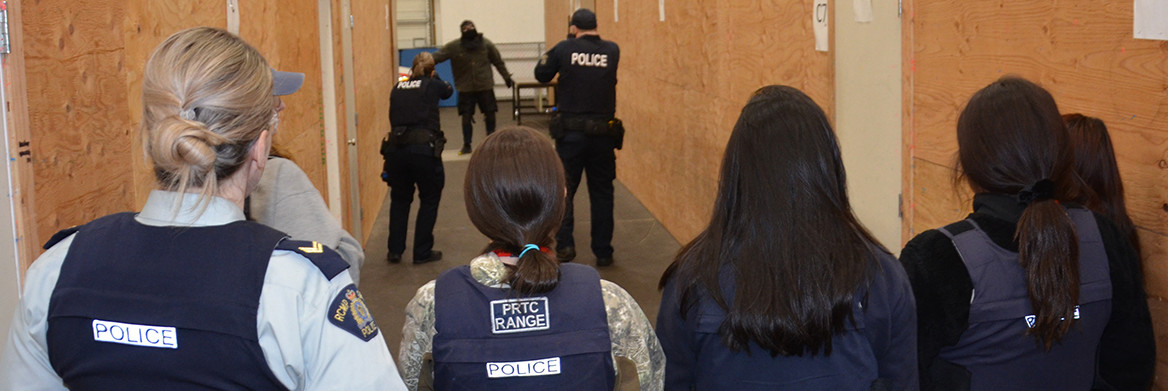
top-left (657, 250), bottom-right (919, 390)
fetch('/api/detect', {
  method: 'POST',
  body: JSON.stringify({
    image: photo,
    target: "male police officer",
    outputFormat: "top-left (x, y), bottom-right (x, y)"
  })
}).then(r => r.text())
top-left (534, 8), bottom-right (621, 267)
top-left (433, 20), bottom-right (515, 155)
top-left (385, 52), bottom-right (453, 264)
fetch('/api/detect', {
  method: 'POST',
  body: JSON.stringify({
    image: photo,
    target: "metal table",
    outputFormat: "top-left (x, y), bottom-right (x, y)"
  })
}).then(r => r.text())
top-left (511, 81), bottom-right (557, 125)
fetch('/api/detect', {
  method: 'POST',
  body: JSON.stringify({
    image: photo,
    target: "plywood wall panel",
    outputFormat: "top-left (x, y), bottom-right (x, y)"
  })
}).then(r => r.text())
top-left (906, 0), bottom-right (1168, 383)
top-left (23, 0), bottom-right (133, 243)
top-left (1142, 230), bottom-right (1168, 299)
top-left (578, 0), bottom-right (833, 242)
top-left (351, 0), bottom-right (394, 241)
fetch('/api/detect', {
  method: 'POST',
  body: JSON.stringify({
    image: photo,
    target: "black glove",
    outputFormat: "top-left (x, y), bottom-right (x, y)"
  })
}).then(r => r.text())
top-left (504, 76), bottom-right (515, 88)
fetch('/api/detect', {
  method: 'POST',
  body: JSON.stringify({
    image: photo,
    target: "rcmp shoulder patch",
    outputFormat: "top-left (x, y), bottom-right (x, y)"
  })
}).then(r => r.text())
top-left (276, 239), bottom-right (349, 280)
top-left (328, 284), bottom-right (380, 341)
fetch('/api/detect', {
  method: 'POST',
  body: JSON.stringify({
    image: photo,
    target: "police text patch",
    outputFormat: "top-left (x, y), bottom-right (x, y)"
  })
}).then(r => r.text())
top-left (92, 319), bottom-right (177, 349)
top-left (328, 284), bottom-right (380, 341)
top-left (490, 297), bottom-right (550, 334)
top-left (486, 357), bottom-right (561, 378)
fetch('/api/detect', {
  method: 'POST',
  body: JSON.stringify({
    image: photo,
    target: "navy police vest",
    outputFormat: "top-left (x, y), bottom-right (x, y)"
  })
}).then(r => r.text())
top-left (937, 207), bottom-right (1112, 391)
top-left (45, 213), bottom-right (292, 390)
top-left (432, 263), bottom-right (615, 390)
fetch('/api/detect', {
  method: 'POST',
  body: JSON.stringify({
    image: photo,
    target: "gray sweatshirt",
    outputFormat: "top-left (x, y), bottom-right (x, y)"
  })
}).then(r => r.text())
top-left (250, 157), bottom-right (365, 285)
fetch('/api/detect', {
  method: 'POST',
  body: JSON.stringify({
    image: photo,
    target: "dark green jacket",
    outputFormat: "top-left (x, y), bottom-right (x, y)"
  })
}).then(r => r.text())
top-left (432, 35), bottom-right (512, 93)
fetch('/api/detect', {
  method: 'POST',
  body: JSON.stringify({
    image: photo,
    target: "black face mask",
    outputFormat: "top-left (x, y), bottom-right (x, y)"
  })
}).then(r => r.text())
top-left (461, 29), bottom-right (478, 41)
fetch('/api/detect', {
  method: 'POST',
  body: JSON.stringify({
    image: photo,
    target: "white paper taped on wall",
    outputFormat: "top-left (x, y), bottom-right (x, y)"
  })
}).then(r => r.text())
top-left (1134, 0), bottom-right (1168, 40)
top-left (854, 0), bottom-right (874, 23)
top-left (814, 0), bottom-right (829, 51)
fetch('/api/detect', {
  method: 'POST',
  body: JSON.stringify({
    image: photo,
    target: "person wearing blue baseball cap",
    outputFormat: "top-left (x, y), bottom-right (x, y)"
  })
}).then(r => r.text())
top-left (248, 67), bottom-right (368, 285)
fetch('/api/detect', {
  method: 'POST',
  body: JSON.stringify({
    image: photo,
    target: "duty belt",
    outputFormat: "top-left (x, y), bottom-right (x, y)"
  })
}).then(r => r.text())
top-left (393, 126), bottom-right (438, 145)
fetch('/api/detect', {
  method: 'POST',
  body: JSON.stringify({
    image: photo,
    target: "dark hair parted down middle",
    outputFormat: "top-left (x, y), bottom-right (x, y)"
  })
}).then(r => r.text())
top-left (464, 126), bottom-right (566, 295)
top-left (958, 76), bottom-right (1080, 349)
top-left (661, 85), bottom-right (885, 356)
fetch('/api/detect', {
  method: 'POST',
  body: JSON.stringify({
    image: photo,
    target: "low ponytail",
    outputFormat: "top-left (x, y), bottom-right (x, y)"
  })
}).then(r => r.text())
top-left (954, 76), bottom-right (1085, 351)
top-left (509, 244), bottom-right (560, 295)
top-left (465, 127), bottom-right (567, 296)
top-left (1017, 195), bottom-right (1080, 350)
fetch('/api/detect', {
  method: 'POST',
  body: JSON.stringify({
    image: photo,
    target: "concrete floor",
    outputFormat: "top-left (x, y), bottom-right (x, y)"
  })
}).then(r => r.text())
top-left (360, 102), bottom-right (682, 374)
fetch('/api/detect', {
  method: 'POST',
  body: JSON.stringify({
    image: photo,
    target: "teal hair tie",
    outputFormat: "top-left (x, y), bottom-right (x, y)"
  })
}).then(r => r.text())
top-left (518, 244), bottom-right (541, 258)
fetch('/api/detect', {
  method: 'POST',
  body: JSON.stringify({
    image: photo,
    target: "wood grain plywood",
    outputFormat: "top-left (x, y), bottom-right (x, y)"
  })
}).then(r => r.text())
top-left (907, 1), bottom-right (1168, 383)
top-left (582, 0), bottom-right (833, 242)
top-left (23, 0), bottom-right (133, 243)
top-left (350, 0), bottom-right (394, 241)
top-left (1143, 230), bottom-right (1168, 299)
top-left (545, 0), bottom-right (570, 49)
top-left (908, 157), bottom-right (971, 237)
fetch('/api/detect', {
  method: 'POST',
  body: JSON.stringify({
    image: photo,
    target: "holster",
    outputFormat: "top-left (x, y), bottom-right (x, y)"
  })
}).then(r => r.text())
top-left (608, 118), bottom-right (625, 150)
top-left (380, 135), bottom-right (394, 158)
top-left (430, 131), bottom-right (447, 158)
top-left (553, 115), bottom-right (624, 150)
top-left (389, 126), bottom-right (445, 158)
top-left (548, 115), bottom-right (565, 140)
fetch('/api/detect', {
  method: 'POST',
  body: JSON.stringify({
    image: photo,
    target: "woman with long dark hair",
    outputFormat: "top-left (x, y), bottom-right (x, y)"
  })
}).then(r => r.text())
top-left (1063, 113), bottom-right (1141, 257)
top-left (399, 126), bottom-right (664, 390)
top-left (657, 85), bottom-right (918, 390)
top-left (899, 77), bottom-right (1154, 390)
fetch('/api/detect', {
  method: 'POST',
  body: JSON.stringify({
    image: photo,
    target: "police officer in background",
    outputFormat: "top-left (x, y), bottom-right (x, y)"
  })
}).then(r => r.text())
top-left (384, 52), bottom-right (453, 265)
top-left (433, 20), bottom-right (515, 155)
top-left (535, 8), bottom-right (622, 267)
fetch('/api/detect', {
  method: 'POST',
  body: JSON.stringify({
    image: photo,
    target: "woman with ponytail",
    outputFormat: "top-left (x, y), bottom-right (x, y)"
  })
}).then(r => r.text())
top-left (0, 27), bottom-right (406, 390)
top-left (899, 76), bottom-right (1153, 390)
top-left (399, 126), bottom-right (664, 390)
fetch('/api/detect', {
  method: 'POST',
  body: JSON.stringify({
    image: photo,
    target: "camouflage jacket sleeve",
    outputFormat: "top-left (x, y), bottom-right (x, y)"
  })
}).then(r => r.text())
top-left (601, 280), bottom-right (666, 391)
top-left (398, 281), bottom-right (437, 391)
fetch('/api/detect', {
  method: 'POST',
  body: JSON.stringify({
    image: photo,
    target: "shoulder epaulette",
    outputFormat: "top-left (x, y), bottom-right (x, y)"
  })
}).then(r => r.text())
top-left (938, 220), bottom-right (976, 239)
top-left (275, 239), bottom-right (350, 280)
top-left (43, 226), bottom-right (80, 250)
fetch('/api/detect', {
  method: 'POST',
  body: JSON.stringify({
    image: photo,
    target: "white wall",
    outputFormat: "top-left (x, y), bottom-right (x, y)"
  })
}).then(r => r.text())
top-left (835, 2), bottom-right (903, 253)
top-left (434, 0), bottom-right (545, 44)
top-left (0, 67), bottom-right (21, 352)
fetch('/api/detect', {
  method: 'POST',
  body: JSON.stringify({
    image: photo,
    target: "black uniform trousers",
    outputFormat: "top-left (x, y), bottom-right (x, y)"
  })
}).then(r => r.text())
top-left (555, 132), bottom-right (616, 258)
top-left (386, 149), bottom-right (444, 260)
top-left (457, 90), bottom-right (497, 146)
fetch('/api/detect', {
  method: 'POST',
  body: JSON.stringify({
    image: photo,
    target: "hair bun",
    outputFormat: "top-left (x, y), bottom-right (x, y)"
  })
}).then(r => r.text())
top-left (151, 114), bottom-right (228, 184)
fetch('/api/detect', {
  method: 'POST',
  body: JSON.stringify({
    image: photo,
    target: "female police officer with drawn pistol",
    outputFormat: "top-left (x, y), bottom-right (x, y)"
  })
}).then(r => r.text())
top-left (384, 52), bottom-right (453, 265)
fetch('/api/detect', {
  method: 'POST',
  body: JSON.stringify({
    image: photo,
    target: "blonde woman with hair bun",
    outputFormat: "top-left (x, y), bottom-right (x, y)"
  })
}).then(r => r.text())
top-left (0, 27), bottom-right (407, 390)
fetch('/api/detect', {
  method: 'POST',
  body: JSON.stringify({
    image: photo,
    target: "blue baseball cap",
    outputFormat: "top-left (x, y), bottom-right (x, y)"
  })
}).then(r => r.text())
top-left (272, 69), bottom-right (305, 96)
